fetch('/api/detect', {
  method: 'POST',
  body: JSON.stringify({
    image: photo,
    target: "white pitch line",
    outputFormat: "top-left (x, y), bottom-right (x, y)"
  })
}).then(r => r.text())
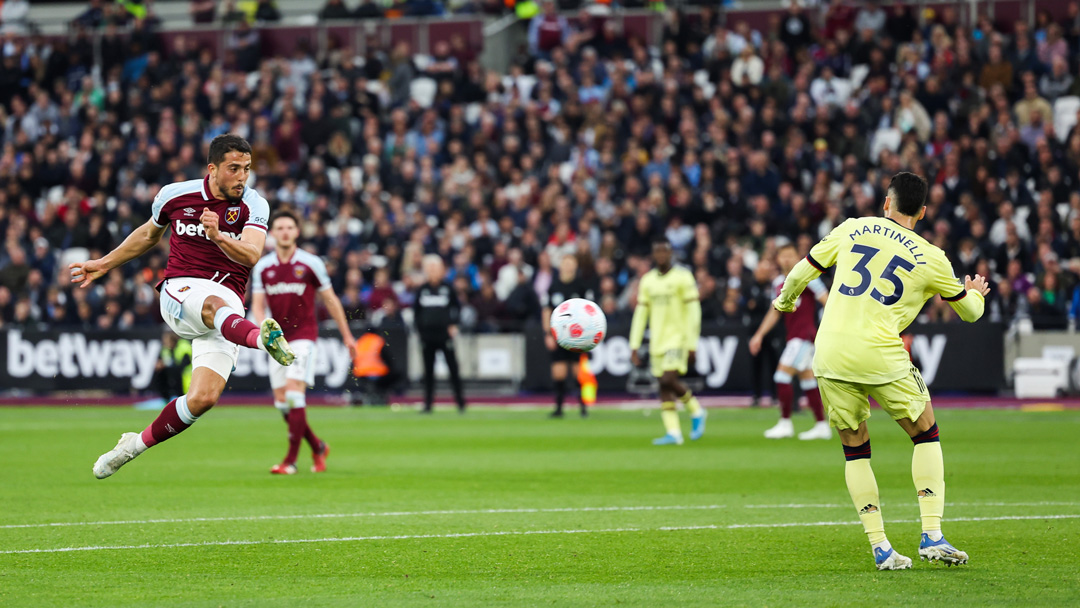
top-left (2, 514), bottom-right (1077, 556)
top-left (4, 501), bottom-right (1079, 531)
top-left (0, 504), bottom-right (727, 530)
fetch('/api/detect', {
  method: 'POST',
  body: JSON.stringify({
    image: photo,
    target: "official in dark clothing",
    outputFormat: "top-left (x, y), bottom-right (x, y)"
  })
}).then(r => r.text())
top-left (543, 255), bottom-right (595, 418)
top-left (152, 332), bottom-right (191, 402)
top-left (414, 255), bottom-right (466, 413)
top-left (743, 259), bottom-right (781, 407)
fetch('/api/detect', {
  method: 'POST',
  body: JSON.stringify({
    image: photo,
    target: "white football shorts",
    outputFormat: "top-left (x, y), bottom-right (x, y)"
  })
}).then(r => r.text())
top-left (778, 337), bottom-right (815, 373)
top-left (159, 277), bottom-right (243, 381)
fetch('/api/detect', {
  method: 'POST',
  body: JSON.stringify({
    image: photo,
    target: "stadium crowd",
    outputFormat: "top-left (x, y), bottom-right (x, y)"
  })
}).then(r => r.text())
top-left (1, 1), bottom-right (1080, 335)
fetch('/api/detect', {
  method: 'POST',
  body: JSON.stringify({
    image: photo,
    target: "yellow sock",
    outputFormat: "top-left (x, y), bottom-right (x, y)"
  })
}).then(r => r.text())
top-left (912, 442), bottom-right (945, 535)
top-left (661, 402), bottom-right (681, 436)
top-left (846, 458), bottom-right (887, 547)
top-left (679, 391), bottom-right (702, 416)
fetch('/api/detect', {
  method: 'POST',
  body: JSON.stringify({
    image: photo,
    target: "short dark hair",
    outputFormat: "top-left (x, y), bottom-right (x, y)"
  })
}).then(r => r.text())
top-left (207, 134), bottom-right (252, 166)
top-left (888, 172), bottom-right (928, 217)
top-left (270, 209), bottom-right (300, 229)
top-left (651, 237), bottom-right (672, 249)
top-left (777, 242), bottom-right (797, 254)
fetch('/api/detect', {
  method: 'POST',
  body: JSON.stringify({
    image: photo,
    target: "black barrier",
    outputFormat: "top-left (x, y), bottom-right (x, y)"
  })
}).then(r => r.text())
top-left (0, 327), bottom-right (408, 394)
top-left (522, 322), bottom-right (1006, 393)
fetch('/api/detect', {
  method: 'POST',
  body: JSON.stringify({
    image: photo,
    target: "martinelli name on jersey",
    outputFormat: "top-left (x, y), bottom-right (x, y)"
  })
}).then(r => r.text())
top-left (846, 222), bottom-right (926, 265)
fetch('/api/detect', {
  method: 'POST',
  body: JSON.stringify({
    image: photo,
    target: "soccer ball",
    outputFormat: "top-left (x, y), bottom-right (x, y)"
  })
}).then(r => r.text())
top-left (551, 298), bottom-right (607, 353)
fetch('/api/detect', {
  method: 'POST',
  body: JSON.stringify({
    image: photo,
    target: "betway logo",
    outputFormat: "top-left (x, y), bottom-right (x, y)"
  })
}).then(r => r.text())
top-left (910, 334), bottom-right (946, 385)
top-left (590, 335), bottom-right (739, 388)
top-left (265, 282), bottom-right (306, 296)
top-left (173, 220), bottom-right (242, 240)
top-left (6, 331), bottom-right (159, 389)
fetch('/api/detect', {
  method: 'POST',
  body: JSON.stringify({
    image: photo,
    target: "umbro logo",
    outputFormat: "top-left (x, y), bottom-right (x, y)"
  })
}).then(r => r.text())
top-left (231, 319), bottom-right (243, 329)
top-left (918, 488), bottom-right (936, 498)
top-left (859, 503), bottom-right (879, 515)
top-left (183, 207), bottom-right (197, 216)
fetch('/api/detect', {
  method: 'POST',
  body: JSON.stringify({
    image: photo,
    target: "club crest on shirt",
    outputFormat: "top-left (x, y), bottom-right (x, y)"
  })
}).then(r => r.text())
top-left (225, 206), bottom-right (241, 225)
top-left (178, 286), bottom-right (191, 293)
top-left (293, 266), bottom-right (306, 279)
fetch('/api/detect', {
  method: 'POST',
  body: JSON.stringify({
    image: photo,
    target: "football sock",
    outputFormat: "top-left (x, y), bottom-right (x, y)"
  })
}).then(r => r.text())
top-left (911, 423), bottom-right (945, 538)
top-left (800, 377), bottom-right (825, 422)
top-left (844, 441), bottom-right (887, 547)
top-left (554, 379), bottom-right (566, 413)
top-left (661, 401), bottom-right (681, 437)
top-left (678, 390), bottom-right (702, 416)
top-left (138, 395), bottom-right (198, 450)
top-left (213, 306), bottom-right (260, 349)
top-left (284, 408), bottom-right (307, 465)
top-left (776, 382), bottom-right (794, 419)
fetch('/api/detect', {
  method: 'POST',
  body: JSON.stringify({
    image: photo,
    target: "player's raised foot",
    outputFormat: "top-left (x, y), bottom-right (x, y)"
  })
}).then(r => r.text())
top-left (92, 432), bottom-right (142, 479)
top-left (919, 534), bottom-right (969, 566)
top-left (764, 418), bottom-right (794, 439)
top-left (690, 411), bottom-right (707, 440)
top-left (259, 318), bottom-right (295, 366)
top-left (270, 463), bottom-right (297, 475)
top-left (652, 433), bottom-right (684, 446)
top-left (311, 442), bottom-right (330, 473)
top-left (874, 547), bottom-right (913, 571)
top-left (798, 421), bottom-right (832, 441)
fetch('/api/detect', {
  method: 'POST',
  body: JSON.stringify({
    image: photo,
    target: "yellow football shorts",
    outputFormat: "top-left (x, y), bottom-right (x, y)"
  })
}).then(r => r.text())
top-left (651, 348), bottom-right (689, 378)
top-left (816, 364), bottom-right (931, 430)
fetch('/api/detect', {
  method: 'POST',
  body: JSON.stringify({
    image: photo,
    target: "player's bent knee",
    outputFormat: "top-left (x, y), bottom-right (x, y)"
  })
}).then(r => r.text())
top-left (774, 369), bottom-right (793, 384)
top-left (799, 377), bottom-right (818, 390)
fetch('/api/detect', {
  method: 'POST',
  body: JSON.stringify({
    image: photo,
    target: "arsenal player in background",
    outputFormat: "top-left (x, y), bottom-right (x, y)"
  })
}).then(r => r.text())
top-left (72, 134), bottom-right (296, 479)
top-left (748, 242), bottom-right (832, 441)
top-left (251, 210), bottom-right (356, 475)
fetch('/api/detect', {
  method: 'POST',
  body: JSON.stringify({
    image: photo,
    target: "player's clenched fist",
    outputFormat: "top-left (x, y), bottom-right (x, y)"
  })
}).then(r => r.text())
top-left (201, 208), bottom-right (221, 241)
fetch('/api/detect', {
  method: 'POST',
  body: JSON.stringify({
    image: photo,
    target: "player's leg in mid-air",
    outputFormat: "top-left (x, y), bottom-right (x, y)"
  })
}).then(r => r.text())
top-left (93, 282), bottom-right (295, 479)
top-left (818, 377), bottom-right (912, 571)
top-left (873, 369), bottom-right (968, 566)
top-left (652, 350), bottom-right (704, 445)
top-left (269, 340), bottom-right (328, 475)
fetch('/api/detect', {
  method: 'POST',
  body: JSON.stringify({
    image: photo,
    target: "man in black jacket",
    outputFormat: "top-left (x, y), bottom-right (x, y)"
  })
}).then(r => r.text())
top-left (414, 255), bottom-right (466, 413)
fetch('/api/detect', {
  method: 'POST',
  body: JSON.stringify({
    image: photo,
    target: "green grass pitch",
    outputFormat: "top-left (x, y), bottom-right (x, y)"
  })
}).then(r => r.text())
top-left (1, 405), bottom-right (1078, 607)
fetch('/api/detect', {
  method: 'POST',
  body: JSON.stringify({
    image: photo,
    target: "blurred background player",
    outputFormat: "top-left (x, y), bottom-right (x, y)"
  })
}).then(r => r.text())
top-left (414, 255), bottom-right (466, 413)
top-left (629, 239), bottom-right (704, 445)
top-left (75, 134), bottom-right (294, 480)
top-left (745, 258), bottom-right (781, 408)
top-left (776, 172), bottom-right (987, 570)
top-left (749, 243), bottom-right (831, 440)
top-left (542, 255), bottom-right (594, 418)
top-left (251, 209), bottom-right (355, 475)
top-left (146, 332), bottom-right (192, 407)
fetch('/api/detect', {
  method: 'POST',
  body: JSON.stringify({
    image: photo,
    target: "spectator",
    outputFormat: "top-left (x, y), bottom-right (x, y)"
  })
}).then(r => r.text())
top-left (190, 0), bottom-right (216, 23)
top-left (529, 1), bottom-right (569, 59)
top-left (1039, 56), bottom-right (1073, 102)
top-left (254, 0), bottom-right (282, 22)
top-left (853, 0), bottom-right (886, 36)
top-left (320, 0), bottom-right (353, 20)
top-left (731, 45), bottom-right (764, 87)
top-left (1014, 77), bottom-right (1053, 128)
top-left (354, 0), bottom-right (385, 18)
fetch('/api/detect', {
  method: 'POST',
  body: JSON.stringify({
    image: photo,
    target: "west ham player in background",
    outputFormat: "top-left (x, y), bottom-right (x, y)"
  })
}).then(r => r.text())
top-left (73, 134), bottom-right (295, 479)
top-left (251, 210), bottom-right (356, 475)
top-left (748, 243), bottom-right (832, 441)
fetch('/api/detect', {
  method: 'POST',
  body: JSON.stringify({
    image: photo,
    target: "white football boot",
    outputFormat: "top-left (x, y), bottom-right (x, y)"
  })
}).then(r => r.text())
top-left (93, 432), bottom-right (142, 479)
top-left (764, 418), bottom-right (795, 439)
top-left (798, 421), bottom-right (833, 440)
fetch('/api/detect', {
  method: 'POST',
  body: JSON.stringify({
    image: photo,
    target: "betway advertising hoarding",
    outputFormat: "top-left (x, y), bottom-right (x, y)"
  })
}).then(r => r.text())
top-left (1, 322), bottom-right (1003, 393)
top-left (521, 322), bottom-right (1006, 393)
top-left (0, 328), bottom-right (407, 393)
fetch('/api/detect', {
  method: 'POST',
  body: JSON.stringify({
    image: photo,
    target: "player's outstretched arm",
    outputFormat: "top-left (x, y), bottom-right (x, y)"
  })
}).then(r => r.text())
top-left (749, 307), bottom-right (782, 356)
top-left (774, 258), bottom-right (822, 313)
top-left (319, 288), bottom-right (357, 355)
top-left (944, 274), bottom-right (989, 323)
top-left (69, 220), bottom-right (166, 289)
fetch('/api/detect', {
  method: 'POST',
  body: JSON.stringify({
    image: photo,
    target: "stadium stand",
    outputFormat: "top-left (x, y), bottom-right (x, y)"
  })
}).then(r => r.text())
top-left (0, 0), bottom-right (1078, 338)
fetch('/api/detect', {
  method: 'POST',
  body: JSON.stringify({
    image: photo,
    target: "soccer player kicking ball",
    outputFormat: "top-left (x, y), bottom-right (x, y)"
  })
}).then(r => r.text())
top-left (748, 243), bottom-right (831, 440)
top-left (774, 172), bottom-right (987, 570)
top-left (251, 210), bottom-right (356, 475)
top-left (629, 239), bottom-right (705, 445)
top-left (73, 135), bottom-right (296, 479)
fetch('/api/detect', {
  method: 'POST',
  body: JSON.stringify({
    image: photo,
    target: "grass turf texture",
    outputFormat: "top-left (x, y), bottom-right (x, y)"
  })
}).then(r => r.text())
top-left (0, 406), bottom-right (1077, 607)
